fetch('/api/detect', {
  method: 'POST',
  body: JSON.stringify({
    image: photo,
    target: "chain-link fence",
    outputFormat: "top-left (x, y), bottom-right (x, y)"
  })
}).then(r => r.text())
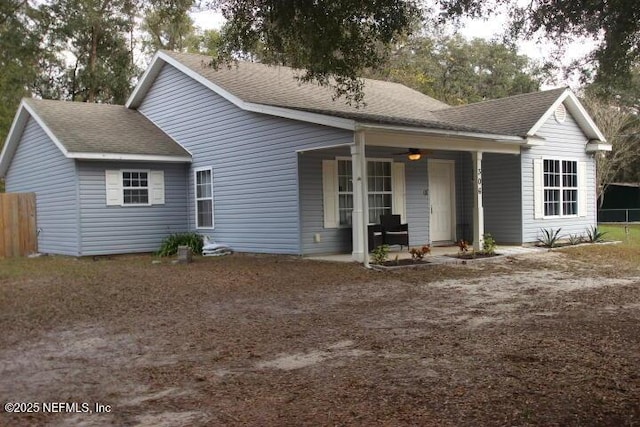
top-left (598, 208), bottom-right (640, 223)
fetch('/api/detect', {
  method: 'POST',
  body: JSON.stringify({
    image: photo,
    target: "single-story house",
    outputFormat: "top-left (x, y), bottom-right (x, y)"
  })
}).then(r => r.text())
top-left (0, 50), bottom-right (611, 263)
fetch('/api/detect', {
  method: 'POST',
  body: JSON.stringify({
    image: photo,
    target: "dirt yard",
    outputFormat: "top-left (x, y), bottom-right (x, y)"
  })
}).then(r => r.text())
top-left (0, 246), bottom-right (639, 426)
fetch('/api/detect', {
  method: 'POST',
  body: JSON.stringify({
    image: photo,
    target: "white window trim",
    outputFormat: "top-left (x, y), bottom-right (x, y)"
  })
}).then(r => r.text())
top-left (542, 159), bottom-right (579, 219)
top-left (335, 157), bottom-right (395, 226)
top-left (121, 169), bottom-right (151, 207)
top-left (106, 169), bottom-right (165, 207)
top-left (336, 158), bottom-right (353, 228)
top-left (194, 166), bottom-right (214, 230)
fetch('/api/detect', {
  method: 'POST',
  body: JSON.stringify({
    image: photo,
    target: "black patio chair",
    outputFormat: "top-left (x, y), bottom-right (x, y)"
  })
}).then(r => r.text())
top-left (368, 223), bottom-right (384, 251)
top-left (380, 214), bottom-right (409, 249)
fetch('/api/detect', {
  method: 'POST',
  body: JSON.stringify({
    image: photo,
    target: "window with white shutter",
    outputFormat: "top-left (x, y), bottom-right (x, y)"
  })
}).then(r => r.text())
top-left (105, 169), bottom-right (165, 206)
top-left (322, 159), bottom-right (406, 227)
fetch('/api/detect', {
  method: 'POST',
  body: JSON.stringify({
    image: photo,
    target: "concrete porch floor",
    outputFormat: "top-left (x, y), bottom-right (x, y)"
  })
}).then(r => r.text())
top-left (307, 245), bottom-right (546, 264)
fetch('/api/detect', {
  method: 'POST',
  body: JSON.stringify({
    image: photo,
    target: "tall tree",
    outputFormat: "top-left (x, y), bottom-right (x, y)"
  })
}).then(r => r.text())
top-left (364, 35), bottom-right (543, 105)
top-left (211, 1), bottom-right (640, 102)
top-left (45, 0), bottom-right (139, 103)
top-left (0, 0), bottom-right (41, 143)
top-left (437, 0), bottom-right (640, 90)
top-left (582, 94), bottom-right (640, 203)
top-left (215, 0), bottom-right (421, 105)
top-left (142, 0), bottom-right (196, 53)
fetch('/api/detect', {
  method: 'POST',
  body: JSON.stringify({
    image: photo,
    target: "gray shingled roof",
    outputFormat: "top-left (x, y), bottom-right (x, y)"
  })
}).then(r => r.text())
top-left (432, 87), bottom-right (568, 137)
top-left (162, 51), bottom-right (566, 136)
top-left (25, 98), bottom-right (190, 158)
top-left (161, 51), bottom-right (493, 132)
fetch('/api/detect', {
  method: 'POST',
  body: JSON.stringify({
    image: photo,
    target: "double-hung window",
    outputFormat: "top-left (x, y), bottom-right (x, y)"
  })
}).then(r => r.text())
top-left (122, 171), bottom-right (149, 205)
top-left (337, 160), bottom-right (353, 226)
top-left (543, 159), bottom-right (578, 216)
top-left (195, 167), bottom-right (214, 228)
top-left (105, 170), bottom-right (164, 206)
top-left (336, 159), bottom-right (393, 225)
top-left (367, 161), bottom-right (392, 223)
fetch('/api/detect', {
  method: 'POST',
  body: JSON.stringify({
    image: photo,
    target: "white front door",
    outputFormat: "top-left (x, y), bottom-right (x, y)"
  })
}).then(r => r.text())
top-left (428, 160), bottom-right (456, 242)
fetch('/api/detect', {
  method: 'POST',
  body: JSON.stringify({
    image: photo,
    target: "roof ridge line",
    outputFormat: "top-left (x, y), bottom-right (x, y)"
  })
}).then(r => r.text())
top-left (435, 86), bottom-right (569, 113)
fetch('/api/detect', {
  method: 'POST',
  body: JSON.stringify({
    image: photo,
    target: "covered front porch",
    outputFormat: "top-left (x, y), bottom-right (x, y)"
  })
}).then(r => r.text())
top-left (298, 124), bottom-right (531, 265)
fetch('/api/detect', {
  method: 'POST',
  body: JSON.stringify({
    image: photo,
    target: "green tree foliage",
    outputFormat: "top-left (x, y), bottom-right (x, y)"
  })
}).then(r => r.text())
top-left (141, 0), bottom-right (222, 57)
top-left (0, 1), bottom-right (41, 143)
top-left (216, 0), bottom-right (421, 105)
top-left (195, 29), bottom-right (222, 56)
top-left (365, 35), bottom-right (542, 105)
top-left (142, 0), bottom-right (197, 53)
top-left (437, 0), bottom-right (640, 90)
top-left (44, 0), bottom-right (139, 103)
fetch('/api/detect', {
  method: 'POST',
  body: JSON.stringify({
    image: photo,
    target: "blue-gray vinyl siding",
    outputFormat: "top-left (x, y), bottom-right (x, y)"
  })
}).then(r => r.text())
top-left (77, 161), bottom-right (189, 255)
top-left (5, 118), bottom-right (79, 255)
top-left (521, 109), bottom-right (597, 242)
top-left (298, 146), bottom-right (352, 254)
top-left (483, 153), bottom-right (522, 243)
top-left (138, 63), bottom-right (352, 254)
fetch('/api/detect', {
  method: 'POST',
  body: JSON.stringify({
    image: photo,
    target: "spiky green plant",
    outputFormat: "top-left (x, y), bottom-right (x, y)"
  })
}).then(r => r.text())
top-left (568, 234), bottom-right (583, 245)
top-left (537, 228), bottom-right (562, 248)
top-left (585, 225), bottom-right (608, 243)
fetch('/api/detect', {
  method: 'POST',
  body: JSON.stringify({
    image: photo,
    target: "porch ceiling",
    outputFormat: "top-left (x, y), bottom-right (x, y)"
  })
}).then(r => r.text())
top-left (359, 126), bottom-right (526, 155)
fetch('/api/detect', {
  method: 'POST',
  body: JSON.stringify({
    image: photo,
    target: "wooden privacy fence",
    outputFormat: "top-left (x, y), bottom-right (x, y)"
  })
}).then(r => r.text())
top-left (0, 193), bottom-right (37, 258)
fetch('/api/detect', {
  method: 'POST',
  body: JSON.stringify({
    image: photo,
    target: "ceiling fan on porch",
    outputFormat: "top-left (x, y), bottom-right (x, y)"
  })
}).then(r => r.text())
top-left (393, 148), bottom-right (428, 161)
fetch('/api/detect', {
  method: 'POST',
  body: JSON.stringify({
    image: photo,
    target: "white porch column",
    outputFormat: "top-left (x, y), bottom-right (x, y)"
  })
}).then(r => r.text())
top-left (472, 151), bottom-right (484, 251)
top-left (351, 131), bottom-right (369, 264)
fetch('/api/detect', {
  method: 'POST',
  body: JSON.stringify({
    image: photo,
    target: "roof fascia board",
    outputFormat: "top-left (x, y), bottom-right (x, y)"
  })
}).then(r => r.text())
top-left (68, 152), bottom-right (192, 162)
top-left (21, 102), bottom-right (72, 158)
top-left (564, 91), bottom-right (607, 141)
top-left (295, 142), bottom-right (354, 153)
top-left (356, 123), bottom-right (525, 143)
top-left (526, 89), bottom-right (570, 137)
top-left (362, 131), bottom-right (522, 155)
top-left (586, 141), bottom-right (612, 152)
top-left (526, 89), bottom-right (607, 142)
top-left (0, 100), bottom-right (30, 177)
top-left (0, 100), bottom-right (73, 177)
top-left (245, 102), bottom-right (355, 130)
top-left (128, 51), bottom-right (356, 130)
top-left (126, 51), bottom-right (166, 108)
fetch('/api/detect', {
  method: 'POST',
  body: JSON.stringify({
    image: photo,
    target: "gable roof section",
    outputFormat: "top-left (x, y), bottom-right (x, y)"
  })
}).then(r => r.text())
top-left (433, 87), bottom-right (607, 142)
top-left (127, 51), bottom-right (607, 145)
top-left (127, 50), bottom-right (495, 134)
top-left (0, 99), bottom-right (191, 177)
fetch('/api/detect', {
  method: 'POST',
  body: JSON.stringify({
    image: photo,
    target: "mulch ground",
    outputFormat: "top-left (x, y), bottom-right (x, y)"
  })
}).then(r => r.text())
top-left (0, 247), bottom-right (639, 426)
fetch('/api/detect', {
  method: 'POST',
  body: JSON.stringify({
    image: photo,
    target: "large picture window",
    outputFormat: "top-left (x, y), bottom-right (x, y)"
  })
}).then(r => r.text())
top-left (544, 159), bottom-right (577, 216)
top-left (337, 159), bottom-right (393, 225)
top-left (195, 168), bottom-right (213, 228)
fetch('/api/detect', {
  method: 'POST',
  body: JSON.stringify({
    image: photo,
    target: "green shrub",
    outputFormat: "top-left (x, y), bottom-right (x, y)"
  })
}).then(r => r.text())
top-left (157, 233), bottom-right (204, 257)
top-left (482, 233), bottom-right (497, 255)
top-left (537, 228), bottom-right (562, 248)
top-left (371, 244), bottom-right (390, 265)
